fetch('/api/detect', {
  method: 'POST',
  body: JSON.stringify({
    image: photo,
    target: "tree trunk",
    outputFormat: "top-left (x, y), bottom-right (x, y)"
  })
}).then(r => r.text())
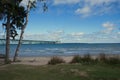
top-left (13, 12), bottom-right (29, 62)
top-left (13, 28), bottom-right (25, 61)
top-left (13, 1), bottom-right (31, 62)
top-left (5, 15), bottom-right (10, 64)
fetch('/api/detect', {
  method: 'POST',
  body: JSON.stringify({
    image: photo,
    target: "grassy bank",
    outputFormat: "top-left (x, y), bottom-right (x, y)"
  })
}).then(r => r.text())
top-left (0, 64), bottom-right (120, 80)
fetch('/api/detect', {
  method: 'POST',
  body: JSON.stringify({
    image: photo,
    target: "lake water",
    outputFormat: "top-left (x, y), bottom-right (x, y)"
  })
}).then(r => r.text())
top-left (0, 43), bottom-right (120, 57)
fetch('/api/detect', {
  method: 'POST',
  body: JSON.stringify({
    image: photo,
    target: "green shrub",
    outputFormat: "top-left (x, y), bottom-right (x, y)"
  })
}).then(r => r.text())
top-left (105, 56), bottom-right (120, 65)
top-left (70, 53), bottom-right (120, 65)
top-left (98, 53), bottom-right (107, 62)
top-left (82, 54), bottom-right (91, 63)
top-left (82, 54), bottom-right (97, 64)
top-left (48, 56), bottom-right (65, 65)
top-left (70, 55), bottom-right (82, 63)
top-left (70, 54), bottom-right (96, 64)
top-left (98, 53), bottom-right (120, 65)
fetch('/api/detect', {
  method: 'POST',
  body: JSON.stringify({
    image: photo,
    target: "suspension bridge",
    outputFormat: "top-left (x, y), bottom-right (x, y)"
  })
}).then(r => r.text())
top-left (0, 39), bottom-right (60, 44)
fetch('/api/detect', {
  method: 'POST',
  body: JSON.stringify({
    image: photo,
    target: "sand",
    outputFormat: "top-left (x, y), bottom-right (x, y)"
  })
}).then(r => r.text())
top-left (8, 54), bottom-right (120, 66)
top-left (12, 56), bottom-right (73, 66)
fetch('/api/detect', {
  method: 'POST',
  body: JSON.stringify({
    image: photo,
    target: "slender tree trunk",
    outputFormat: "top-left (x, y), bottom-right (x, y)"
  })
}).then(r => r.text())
top-left (5, 15), bottom-right (10, 64)
top-left (13, 1), bottom-right (34, 61)
top-left (13, 27), bottom-right (25, 61)
top-left (13, 12), bottom-right (28, 62)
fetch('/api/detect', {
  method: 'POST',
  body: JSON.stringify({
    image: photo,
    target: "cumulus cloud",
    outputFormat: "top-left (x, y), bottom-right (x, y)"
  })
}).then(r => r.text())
top-left (53, 0), bottom-right (80, 5)
top-left (102, 22), bottom-right (115, 33)
top-left (21, 22), bottom-right (119, 43)
top-left (64, 22), bottom-right (119, 43)
top-left (75, 0), bottom-right (120, 17)
top-left (47, 30), bottom-right (64, 41)
top-left (84, 0), bottom-right (116, 6)
top-left (75, 6), bottom-right (91, 17)
top-left (23, 30), bottom-right (65, 41)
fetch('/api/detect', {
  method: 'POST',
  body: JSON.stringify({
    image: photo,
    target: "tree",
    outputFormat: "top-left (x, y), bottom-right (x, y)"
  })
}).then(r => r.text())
top-left (0, 0), bottom-right (16, 63)
top-left (0, 0), bottom-right (47, 63)
top-left (0, 0), bottom-right (27, 63)
top-left (13, 0), bottom-right (32, 62)
top-left (13, 0), bottom-right (48, 62)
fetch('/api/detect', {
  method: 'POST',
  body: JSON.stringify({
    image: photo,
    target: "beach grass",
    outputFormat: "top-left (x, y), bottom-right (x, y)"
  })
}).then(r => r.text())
top-left (48, 56), bottom-right (65, 65)
top-left (70, 54), bottom-right (120, 65)
top-left (0, 64), bottom-right (120, 80)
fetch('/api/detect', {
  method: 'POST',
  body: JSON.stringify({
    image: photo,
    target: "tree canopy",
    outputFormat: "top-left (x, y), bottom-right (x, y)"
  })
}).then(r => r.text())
top-left (0, 0), bottom-right (47, 63)
top-left (0, 0), bottom-right (27, 40)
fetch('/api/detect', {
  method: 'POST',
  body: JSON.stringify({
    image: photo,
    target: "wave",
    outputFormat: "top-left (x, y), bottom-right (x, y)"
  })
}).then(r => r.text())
top-left (1, 44), bottom-right (120, 57)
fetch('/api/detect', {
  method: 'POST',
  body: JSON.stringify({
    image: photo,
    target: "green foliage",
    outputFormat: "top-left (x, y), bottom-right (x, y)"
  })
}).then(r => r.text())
top-left (98, 53), bottom-right (107, 62)
top-left (0, 0), bottom-right (46, 40)
top-left (70, 53), bottom-right (120, 65)
top-left (0, 0), bottom-right (26, 39)
top-left (48, 56), bottom-right (65, 65)
top-left (81, 54), bottom-right (93, 64)
top-left (70, 54), bottom-right (96, 64)
top-left (97, 53), bottom-right (120, 65)
top-left (0, 64), bottom-right (120, 80)
top-left (70, 55), bottom-right (82, 63)
top-left (105, 57), bottom-right (120, 65)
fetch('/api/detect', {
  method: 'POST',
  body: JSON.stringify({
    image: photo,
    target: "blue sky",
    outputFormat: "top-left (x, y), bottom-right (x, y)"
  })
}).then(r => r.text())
top-left (0, 0), bottom-right (120, 43)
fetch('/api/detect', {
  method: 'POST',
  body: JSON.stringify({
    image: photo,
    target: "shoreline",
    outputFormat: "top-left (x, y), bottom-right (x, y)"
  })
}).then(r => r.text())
top-left (11, 54), bottom-right (120, 66)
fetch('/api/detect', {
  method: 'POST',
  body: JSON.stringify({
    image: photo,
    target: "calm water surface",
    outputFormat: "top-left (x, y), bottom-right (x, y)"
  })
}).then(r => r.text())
top-left (0, 43), bottom-right (120, 57)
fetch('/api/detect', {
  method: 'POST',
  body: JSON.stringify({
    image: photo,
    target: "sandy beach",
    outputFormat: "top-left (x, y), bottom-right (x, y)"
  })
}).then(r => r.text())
top-left (12, 56), bottom-right (73, 65)
top-left (11, 54), bottom-right (120, 66)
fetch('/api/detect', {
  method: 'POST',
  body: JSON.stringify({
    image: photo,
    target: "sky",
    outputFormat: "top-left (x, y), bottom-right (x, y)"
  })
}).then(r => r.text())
top-left (0, 0), bottom-right (120, 43)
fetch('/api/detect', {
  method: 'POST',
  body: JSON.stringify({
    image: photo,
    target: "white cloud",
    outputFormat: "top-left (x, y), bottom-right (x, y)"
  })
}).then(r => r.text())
top-left (75, 6), bottom-right (91, 17)
top-left (63, 32), bottom-right (85, 43)
top-left (22, 26), bottom-right (120, 43)
top-left (84, 0), bottom-right (115, 6)
top-left (51, 30), bottom-right (64, 35)
top-left (20, 0), bottom-right (36, 6)
top-left (102, 22), bottom-right (115, 33)
top-left (0, 34), bottom-right (5, 39)
top-left (118, 32), bottom-right (120, 34)
top-left (23, 33), bottom-right (46, 40)
top-left (70, 32), bottom-right (84, 36)
top-left (102, 22), bottom-right (114, 29)
top-left (23, 30), bottom-right (65, 41)
top-left (47, 30), bottom-right (64, 41)
top-left (75, 0), bottom-right (120, 17)
top-left (53, 0), bottom-right (80, 5)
